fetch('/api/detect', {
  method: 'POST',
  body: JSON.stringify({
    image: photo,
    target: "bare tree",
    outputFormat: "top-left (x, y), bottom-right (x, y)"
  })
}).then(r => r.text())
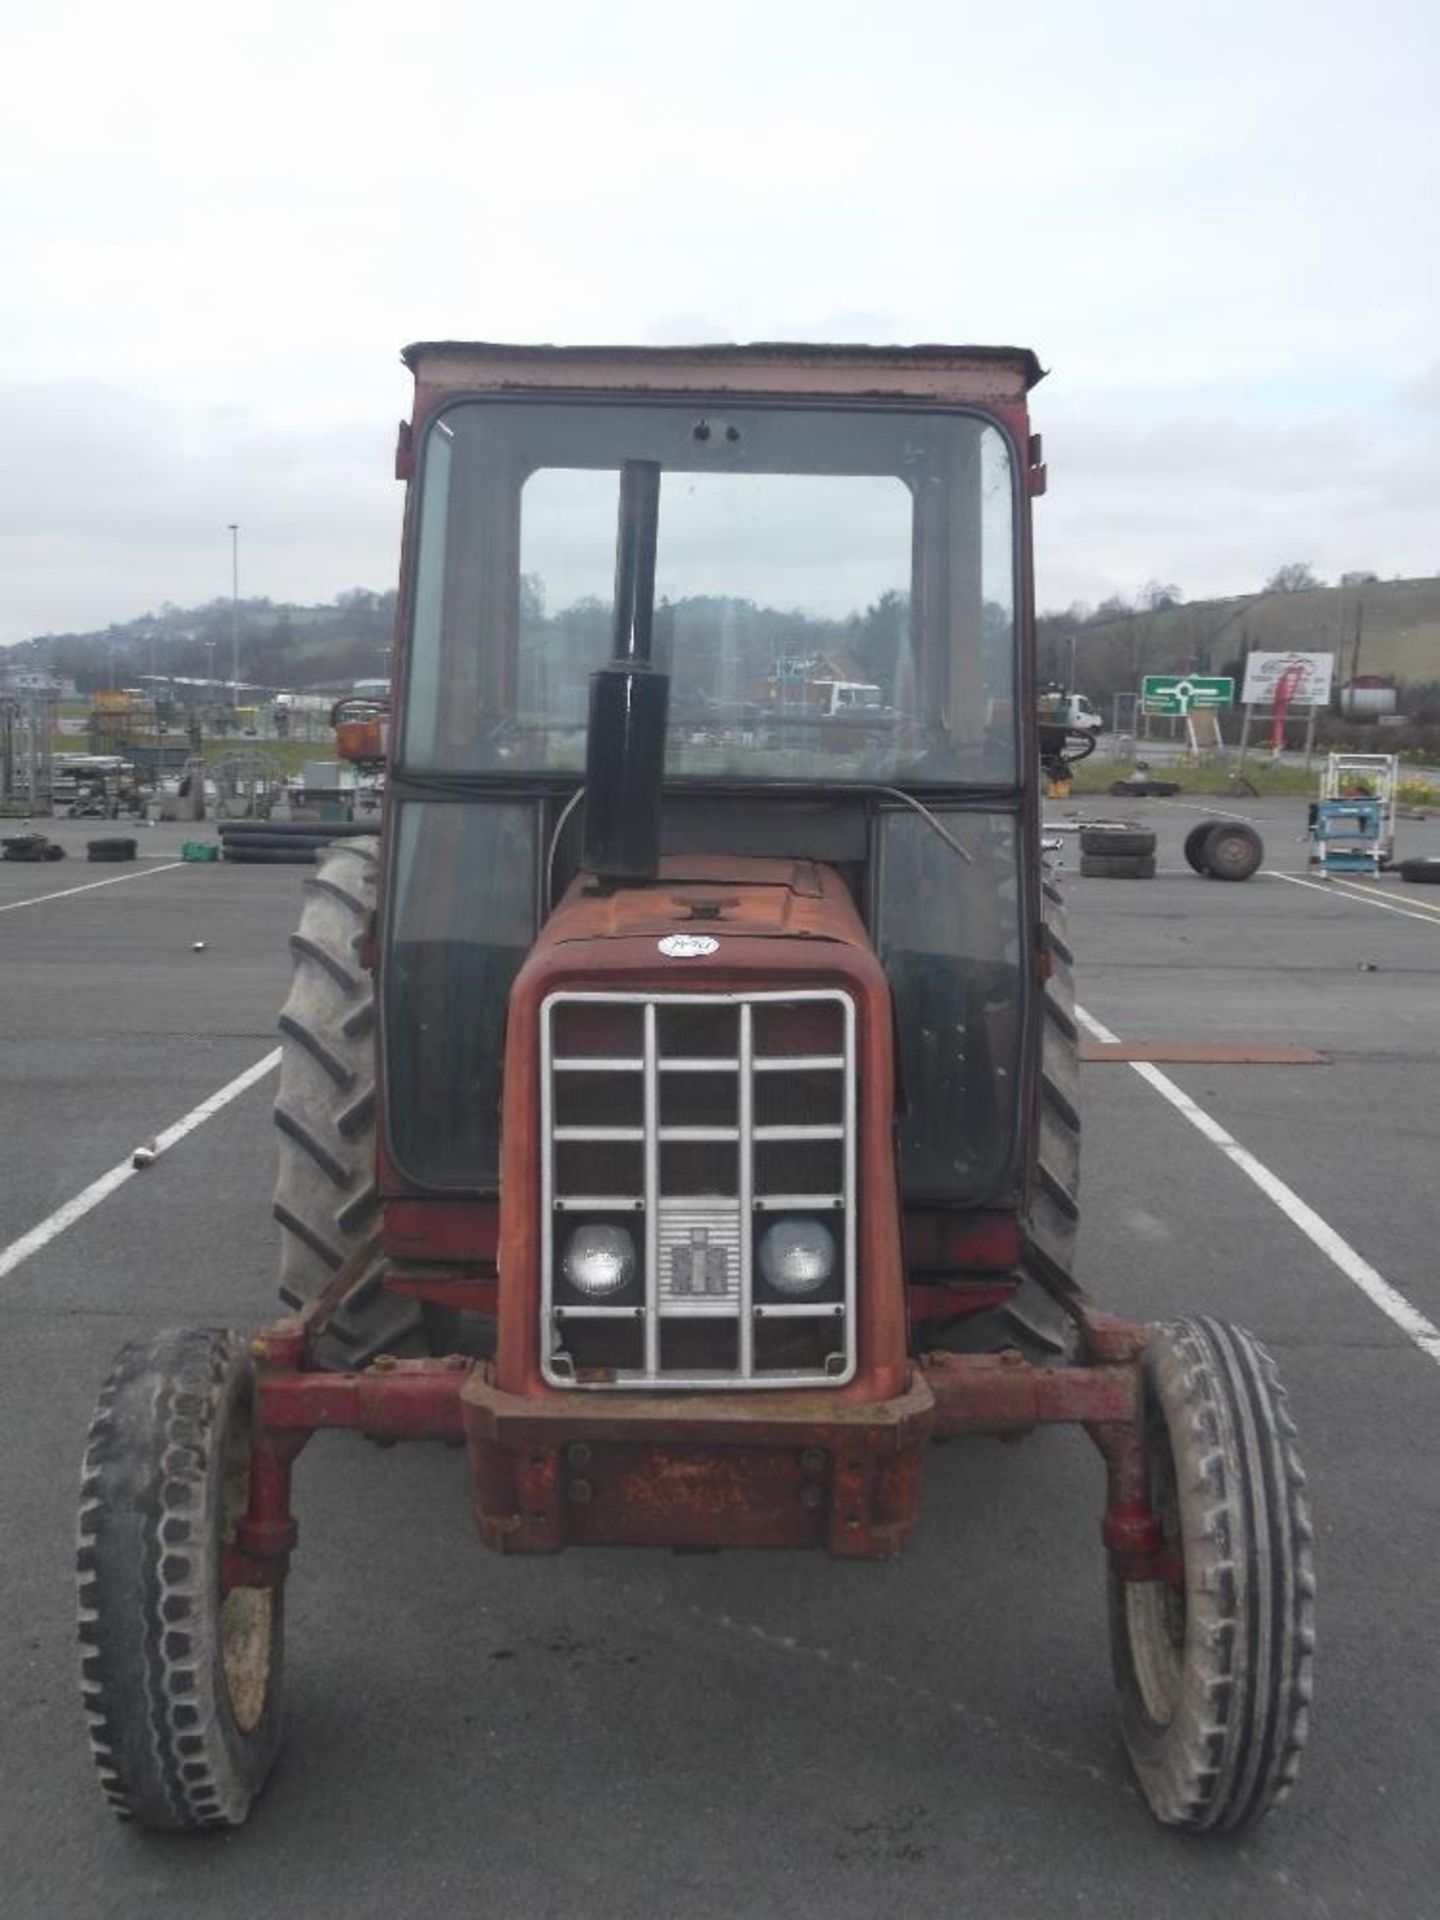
top-left (1089, 593), bottom-right (1134, 624)
top-left (1264, 562), bottom-right (1323, 593)
top-left (1140, 579), bottom-right (1184, 611)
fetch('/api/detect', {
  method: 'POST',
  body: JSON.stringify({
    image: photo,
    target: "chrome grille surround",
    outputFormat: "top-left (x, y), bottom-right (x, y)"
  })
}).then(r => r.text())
top-left (540, 990), bottom-right (857, 1390)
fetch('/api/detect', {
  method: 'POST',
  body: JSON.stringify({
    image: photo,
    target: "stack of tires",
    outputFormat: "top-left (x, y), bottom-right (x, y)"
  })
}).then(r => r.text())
top-left (1, 833), bottom-right (64, 863)
top-left (86, 838), bottom-right (137, 864)
top-left (1079, 826), bottom-right (1156, 879)
top-left (218, 820), bottom-right (378, 865)
top-left (1183, 819), bottom-right (1264, 881)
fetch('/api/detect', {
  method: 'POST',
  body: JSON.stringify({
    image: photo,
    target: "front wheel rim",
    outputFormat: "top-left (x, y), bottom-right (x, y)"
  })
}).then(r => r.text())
top-left (220, 1412), bottom-right (277, 1736)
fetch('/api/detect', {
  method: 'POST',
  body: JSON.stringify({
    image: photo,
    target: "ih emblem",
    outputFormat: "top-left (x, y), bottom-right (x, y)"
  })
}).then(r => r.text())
top-left (657, 934), bottom-right (719, 958)
top-left (671, 1226), bottom-right (728, 1295)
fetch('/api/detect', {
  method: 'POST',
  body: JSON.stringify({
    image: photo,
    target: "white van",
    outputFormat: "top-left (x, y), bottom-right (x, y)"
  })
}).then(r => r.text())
top-left (1064, 693), bottom-right (1104, 732)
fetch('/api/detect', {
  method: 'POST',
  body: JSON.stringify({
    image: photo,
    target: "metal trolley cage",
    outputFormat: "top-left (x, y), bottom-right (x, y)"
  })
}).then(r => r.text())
top-left (1309, 752), bottom-right (1398, 875)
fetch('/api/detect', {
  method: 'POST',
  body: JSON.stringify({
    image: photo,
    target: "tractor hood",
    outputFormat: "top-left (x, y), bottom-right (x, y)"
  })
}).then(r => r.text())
top-left (539, 856), bottom-right (869, 953)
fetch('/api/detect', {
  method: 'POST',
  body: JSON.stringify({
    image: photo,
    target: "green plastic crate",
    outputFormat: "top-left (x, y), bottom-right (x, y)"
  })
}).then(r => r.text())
top-left (181, 841), bottom-right (219, 862)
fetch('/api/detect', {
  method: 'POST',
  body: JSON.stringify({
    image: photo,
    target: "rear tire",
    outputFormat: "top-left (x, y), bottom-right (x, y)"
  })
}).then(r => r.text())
top-left (928, 876), bottom-right (1079, 1361)
top-left (1110, 1317), bottom-right (1315, 1831)
top-left (273, 838), bottom-right (422, 1367)
top-left (1011, 878), bottom-right (1082, 1356)
top-left (76, 1328), bottom-right (285, 1830)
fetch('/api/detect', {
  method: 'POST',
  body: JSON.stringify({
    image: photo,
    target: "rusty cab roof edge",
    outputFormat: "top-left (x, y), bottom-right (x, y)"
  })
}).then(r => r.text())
top-left (400, 339), bottom-right (1046, 396)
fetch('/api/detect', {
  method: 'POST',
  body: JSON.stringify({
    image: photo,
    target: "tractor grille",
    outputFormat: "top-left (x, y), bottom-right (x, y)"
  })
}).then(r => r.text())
top-left (540, 990), bottom-right (856, 1389)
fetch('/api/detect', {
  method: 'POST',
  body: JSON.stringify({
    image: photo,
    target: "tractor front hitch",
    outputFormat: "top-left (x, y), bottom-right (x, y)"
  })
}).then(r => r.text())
top-left (239, 1301), bottom-right (1167, 1571)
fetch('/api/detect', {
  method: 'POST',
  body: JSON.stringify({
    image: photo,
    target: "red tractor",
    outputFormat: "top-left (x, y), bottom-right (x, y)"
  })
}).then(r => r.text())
top-left (76, 342), bottom-right (1314, 1833)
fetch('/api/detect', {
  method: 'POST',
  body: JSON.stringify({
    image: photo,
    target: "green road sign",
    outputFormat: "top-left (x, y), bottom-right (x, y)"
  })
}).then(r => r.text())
top-left (1141, 674), bottom-right (1235, 716)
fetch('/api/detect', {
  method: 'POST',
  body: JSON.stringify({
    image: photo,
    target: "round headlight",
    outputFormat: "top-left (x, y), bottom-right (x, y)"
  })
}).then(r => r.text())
top-left (562, 1223), bottom-right (636, 1298)
top-left (757, 1219), bottom-right (836, 1297)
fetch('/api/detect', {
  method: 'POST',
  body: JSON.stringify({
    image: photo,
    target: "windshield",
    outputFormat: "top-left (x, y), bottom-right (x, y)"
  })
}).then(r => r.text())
top-left (402, 400), bottom-right (1018, 786)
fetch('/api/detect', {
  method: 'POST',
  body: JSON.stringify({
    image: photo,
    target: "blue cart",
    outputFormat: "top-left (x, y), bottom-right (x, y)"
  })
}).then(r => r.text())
top-left (1308, 752), bottom-right (1397, 875)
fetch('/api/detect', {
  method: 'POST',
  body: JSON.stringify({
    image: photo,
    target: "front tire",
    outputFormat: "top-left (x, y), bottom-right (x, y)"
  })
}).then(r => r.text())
top-left (1110, 1317), bottom-right (1315, 1831)
top-left (76, 1329), bottom-right (285, 1830)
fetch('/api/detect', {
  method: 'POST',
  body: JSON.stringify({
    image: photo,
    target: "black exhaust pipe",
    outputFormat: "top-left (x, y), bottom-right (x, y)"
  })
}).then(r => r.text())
top-left (582, 459), bottom-right (670, 881)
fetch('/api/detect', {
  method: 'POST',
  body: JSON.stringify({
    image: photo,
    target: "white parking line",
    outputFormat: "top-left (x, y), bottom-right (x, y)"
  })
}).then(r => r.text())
top-left (1160, 797), bottom-right (1262, 823)
top-left (1075, 1003), bottom-right (1440, 1367)
top-left (1328, 873), bottom-right (1440, 918)
top-left (1265, 868), bottom-right (1440, 927)
top-left (0, 1049), bottom-right (281, 1282)
top-left (0, 862), bottom-right (186, 914)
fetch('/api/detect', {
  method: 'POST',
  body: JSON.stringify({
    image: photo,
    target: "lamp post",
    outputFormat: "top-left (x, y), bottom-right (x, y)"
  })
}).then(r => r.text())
top-left (228, 523), bottom-right (240, 701)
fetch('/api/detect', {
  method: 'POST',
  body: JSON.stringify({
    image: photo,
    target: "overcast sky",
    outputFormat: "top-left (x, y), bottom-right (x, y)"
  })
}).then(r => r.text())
top-left (4, 0), bottom-right (1437, 646)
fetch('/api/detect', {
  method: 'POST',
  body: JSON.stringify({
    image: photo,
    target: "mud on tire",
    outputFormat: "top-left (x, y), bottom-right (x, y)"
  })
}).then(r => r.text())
top-left (76, 1328), bottom-right (284, 1830)
top-left (1110, 1316), bottom-right (1316, 1832)
top-left (273, 837), bottom-right (421, 1367)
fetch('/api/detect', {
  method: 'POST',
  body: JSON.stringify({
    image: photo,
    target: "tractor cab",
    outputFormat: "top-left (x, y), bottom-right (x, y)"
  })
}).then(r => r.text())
top-left (375, 343), bottom-right (1074, 1403)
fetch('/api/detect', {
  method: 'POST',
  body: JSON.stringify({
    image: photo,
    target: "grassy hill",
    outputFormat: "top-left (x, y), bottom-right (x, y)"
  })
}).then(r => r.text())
top-left (1063, 575), bottom-right (1440, 703)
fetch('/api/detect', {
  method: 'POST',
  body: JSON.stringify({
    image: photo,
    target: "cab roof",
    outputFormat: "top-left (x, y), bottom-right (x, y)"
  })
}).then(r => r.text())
top-left (400, 340), bottom-right (1044, 408)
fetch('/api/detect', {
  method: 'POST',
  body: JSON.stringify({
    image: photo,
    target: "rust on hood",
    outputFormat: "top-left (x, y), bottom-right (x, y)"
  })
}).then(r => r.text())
top-left (543, 855), bottom-right (853, 946)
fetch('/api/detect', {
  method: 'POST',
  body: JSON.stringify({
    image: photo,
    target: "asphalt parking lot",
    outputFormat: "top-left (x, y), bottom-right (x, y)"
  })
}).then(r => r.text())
top-left (2, 800), bottom-right (1438, 1920)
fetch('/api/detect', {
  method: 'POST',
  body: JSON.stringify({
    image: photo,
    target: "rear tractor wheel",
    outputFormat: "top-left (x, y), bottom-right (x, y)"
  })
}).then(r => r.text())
top-left (272, 837), bottom-right (423, 1368)
top-left (1110, 1316), bottom-right (1315, 1831)
top-left (924, 877), bottom-right (1079, 1362)
top-left (77, 1328), bottom-right (285, 1829)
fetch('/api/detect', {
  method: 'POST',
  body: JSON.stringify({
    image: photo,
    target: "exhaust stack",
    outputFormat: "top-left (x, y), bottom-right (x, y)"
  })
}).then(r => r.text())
top-left (581, 459), bottom-right (670, 881)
